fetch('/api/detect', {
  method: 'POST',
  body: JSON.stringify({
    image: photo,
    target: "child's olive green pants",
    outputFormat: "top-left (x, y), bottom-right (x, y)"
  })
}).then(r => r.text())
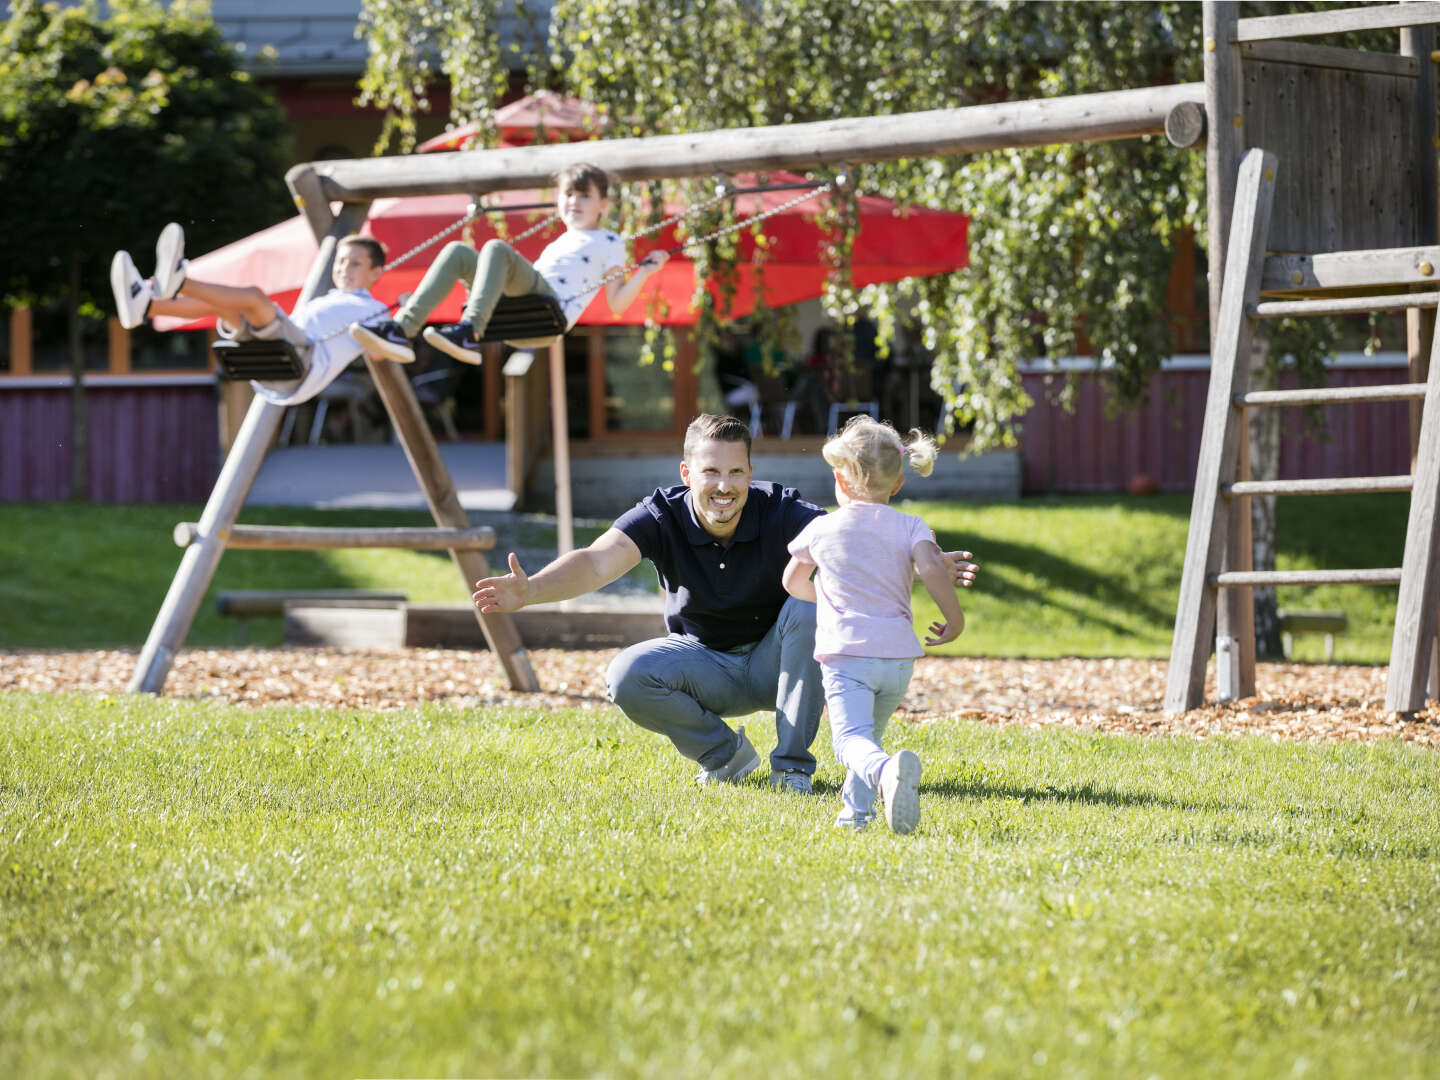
top-left (395, 239), bottom-right (558, 341)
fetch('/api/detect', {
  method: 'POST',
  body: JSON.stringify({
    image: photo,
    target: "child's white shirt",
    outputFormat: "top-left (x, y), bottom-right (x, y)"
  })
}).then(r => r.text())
top-left (533, 228), bottom-right (627, 328)
top-left (787, 502), bottom-right (935, 662)
top-left (250, 288), bottom-right (388, 406)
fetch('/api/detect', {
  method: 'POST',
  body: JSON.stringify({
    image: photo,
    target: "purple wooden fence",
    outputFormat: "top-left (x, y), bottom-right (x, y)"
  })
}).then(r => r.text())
top-left (1019, 362), bottom-right (1414, 494)
top-left (0, 378), bottom-right (219, 502)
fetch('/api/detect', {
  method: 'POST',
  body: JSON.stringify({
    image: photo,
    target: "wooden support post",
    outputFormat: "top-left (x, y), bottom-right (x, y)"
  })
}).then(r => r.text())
top-left (366, 354), bottom-right (539, 690)
top-left (129, 211), bottom-right (368, 694)
top-left (1386, 320), bottom-right (1440, 713)
top-left (1166, 149), bottom-right (1277, 713)
top-left (1403, 19), bottom-right (1440, 699)
top-left (1205, 2), bottom-right (1255, 701)
top-left (548, 337), bottom-right (574, 556)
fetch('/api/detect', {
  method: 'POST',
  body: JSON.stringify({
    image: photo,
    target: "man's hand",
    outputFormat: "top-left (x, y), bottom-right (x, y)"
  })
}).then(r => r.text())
top-left (472, 552), bottom-right (530, 613)
top-left (945, 549), bottom-right (979, 588)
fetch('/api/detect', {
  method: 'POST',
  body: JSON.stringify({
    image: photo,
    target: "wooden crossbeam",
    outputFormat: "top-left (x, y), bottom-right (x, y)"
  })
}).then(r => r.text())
top-left (1235, 2), bottom-right (1440, 43)
top-left (172, 523), bottom-right (497, 551)
top-left (1236, 384), bottom-right (1429, 407)
top-left (1222, 476), bottom-right (1414, 497)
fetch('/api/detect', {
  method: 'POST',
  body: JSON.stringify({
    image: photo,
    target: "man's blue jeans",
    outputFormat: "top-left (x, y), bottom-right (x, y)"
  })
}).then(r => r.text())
top-left (605, 596), bottom-right (824, 774)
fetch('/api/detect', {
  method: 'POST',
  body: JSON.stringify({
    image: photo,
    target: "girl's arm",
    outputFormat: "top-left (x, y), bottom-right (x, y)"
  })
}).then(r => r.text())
top-left (782, 555), bottom-right (818, 603)
top-left (913, 539), bottom-right (965, 646)
top-left (604, 251), bottom-right (669, 315)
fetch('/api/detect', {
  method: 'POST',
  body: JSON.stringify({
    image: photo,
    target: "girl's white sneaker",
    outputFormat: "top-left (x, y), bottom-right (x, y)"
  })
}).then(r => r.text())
top-left (879, 750), bottom-right (921, 834)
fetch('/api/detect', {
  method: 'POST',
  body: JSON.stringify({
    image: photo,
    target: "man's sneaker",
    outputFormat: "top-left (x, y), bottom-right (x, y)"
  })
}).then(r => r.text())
top-left (350, 319), bottom-right (416, 364)
top-left (423, 322), bottom-right (484, 366)
top-left (769, 769), bottom-right (814, 795)
top-left (878, 749), bottom-right (922, 834)
top-left (110, 251), bottom-right (152, 330)
top-left (695, 725), bottom-right (760, 787)
top-left (153, 222), bottom-right (187, 300)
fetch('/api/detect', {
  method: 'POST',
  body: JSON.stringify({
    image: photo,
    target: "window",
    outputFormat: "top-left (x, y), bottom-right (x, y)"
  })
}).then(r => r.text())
top-left (603, 327), bottom-right (673, 433)
top-left (129, 325), bottom-right (211, 372)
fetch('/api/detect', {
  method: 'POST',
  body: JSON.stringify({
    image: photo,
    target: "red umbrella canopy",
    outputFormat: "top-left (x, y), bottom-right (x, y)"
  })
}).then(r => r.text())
top-left (416, 91), bottom-right (608, 152)
top-left (154, 177), bottom-right (967, 331)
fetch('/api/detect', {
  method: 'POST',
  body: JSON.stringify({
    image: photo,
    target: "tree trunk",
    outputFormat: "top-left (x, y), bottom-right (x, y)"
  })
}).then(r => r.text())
top-left (1248, 331), bottom-right (1283, 658)
top-left (68, 251), bottom-right (89, 502)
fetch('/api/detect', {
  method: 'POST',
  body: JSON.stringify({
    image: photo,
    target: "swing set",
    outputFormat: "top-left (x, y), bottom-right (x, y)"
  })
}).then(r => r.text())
top-left (213, 173), bottom-right (841, 381)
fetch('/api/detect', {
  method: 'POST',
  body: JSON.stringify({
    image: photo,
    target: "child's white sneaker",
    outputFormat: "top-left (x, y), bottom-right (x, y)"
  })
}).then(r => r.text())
top-left (110, 250), bottom-right (152, 330)
top-left (154, 222), bottom-right (188, 299)
top-left (879, 750), bottom-right (921, 834)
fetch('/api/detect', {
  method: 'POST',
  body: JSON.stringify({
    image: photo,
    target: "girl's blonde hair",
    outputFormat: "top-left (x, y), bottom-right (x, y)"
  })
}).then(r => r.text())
top-left (821, 415), bottom-right (937, 501)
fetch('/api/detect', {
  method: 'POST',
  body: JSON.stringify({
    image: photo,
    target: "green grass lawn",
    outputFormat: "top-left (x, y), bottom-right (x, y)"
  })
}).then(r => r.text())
top-left (3, 691), bottom-right (1437, 1078)
top-left (0, 494), bottom-right (1410, 660)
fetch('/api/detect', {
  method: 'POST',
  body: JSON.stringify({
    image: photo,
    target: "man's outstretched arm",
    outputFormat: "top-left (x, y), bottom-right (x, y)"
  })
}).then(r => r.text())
top-left (472, 527), bottom-right (643, 612)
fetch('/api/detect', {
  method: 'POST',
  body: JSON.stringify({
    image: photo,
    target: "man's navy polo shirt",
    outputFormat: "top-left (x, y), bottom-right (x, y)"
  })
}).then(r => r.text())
top-left (614, 481), bottom-right (825, 652)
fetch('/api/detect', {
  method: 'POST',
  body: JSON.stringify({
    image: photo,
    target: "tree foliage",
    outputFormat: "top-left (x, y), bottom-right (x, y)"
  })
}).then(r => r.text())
top-left (355, 1), bottom-right (1385, 450)
top-left (0, 0), bottom-right (293, 312)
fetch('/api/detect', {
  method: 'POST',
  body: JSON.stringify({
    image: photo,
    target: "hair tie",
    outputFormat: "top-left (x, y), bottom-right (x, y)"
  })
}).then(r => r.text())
top-left (899, 445), bottom-right (910, 455)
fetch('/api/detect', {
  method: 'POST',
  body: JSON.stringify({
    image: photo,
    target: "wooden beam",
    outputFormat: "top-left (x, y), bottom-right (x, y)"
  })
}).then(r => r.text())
top-left (291, 83), bottom-right (1205, 202)
top-left (1262, 247), bottom-right (1440, 292)
top-left (1236, 2), bottom-right (1440, 43)
top-left (548, 338), bottom-right (574, 556)
top-left (172, 522), bottom-right (497, 550)
top-left (1164, 101), bottom-right (1206, 149)
top-left (1166, 148), bottom-right (1277, 714)
top-left (1238, 40), bottom-right (1420, 77)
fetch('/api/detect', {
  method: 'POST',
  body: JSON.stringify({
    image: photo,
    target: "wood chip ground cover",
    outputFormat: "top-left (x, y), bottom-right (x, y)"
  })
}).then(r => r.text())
top-left (4, 648), bottom-right (1437, 747)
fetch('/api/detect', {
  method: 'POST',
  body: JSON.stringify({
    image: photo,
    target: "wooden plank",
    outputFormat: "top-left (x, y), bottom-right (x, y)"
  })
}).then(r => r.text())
top-left (217, 590), bottom-right (407, 617)
top-left (1253, 292), bottom-right (1440, 317)
top-left (1239, 40), bottom-right (1419, 77)
top-left (403, 604), bottom-right (665, 650)
top-left (1205, 2), bottom-right (1243, 334)
top-left (548, 337), bottom-right (574, 556)
top-left (1263, 247), bottom-right (1440, 293)
top-left (1236, 3), bottom-right (1440, 42)
top-left (1166, 148), bottom-right (1277, 714)
top-left (301, 83), bottom-right (1205, 202)
top-left (1223, 475), bottom-right (1413, 495)
top-left (1387, 316), bottom-right (1440, 711)
top-left (366, 355), bottom-right (540, 691)
top-left (1216, 568), bottom-right (1404, 586)
top-left (1238, 383), bottom-right (1428, 406)
top-left (1403, 21), bottom-right (1440, 698)
top-left (172, 522), bottom-right (497, 550)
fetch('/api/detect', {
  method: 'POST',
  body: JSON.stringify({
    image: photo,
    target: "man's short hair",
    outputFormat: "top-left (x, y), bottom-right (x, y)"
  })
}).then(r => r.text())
top-left (684, 413), bottom-right (752, 463)
top-left (555, 162), bottom-right (612, 199)
top-left (338, 234), bottom-right (386, 269)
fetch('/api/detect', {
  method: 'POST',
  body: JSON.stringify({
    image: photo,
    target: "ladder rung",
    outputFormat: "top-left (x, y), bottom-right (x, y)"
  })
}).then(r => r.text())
top-left (1236, 384), bottom-right (1428, 407)
top-left (1223, 476), bottom-right (1413, 497)
top-left (1250, 292), bottom-right (1440, 319)
top-left (1212, 568), bottom-right (1403, 587)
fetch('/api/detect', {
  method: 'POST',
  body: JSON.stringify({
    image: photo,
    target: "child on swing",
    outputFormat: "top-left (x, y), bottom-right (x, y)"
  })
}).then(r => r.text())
top-left (110, 226), bottom-right (390, 407)
top-left (782, 415), bottom-right (965, 834)
top-left (351, 162), bottom-right (667, 366)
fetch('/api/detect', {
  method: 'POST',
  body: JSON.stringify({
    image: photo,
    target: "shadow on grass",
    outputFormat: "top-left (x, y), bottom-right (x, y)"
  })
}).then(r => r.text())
top-left (933, 533), bottom-right (1177, 638)
top-left (921, 775), bottom-right (1224, 813)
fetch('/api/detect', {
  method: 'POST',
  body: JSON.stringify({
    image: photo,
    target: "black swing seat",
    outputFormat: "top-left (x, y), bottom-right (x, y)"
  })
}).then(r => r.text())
top-left (212, 338), bottom-right (306, 381)
top-left (477, 293), bottom-right (568, 343)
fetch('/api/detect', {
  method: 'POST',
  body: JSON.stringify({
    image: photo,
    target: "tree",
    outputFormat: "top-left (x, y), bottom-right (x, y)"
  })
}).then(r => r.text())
top-left (0, 0), bottom-right (293, 497)
top-left (359, 1), bottom-right (1392, 653)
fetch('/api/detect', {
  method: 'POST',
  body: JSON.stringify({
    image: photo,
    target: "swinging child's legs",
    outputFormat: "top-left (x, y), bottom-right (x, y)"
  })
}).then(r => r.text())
top-left (822, 656), bottom-right (917, 830)
top-left (394, 240), bottom-right (551, 337)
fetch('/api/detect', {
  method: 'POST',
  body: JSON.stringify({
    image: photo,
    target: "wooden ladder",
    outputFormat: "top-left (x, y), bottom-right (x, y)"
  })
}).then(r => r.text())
top-left (1166, 147), bottom-right (1440, 714)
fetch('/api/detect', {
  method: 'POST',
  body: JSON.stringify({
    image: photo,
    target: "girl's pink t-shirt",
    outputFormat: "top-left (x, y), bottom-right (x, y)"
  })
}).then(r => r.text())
top-left (787, 502), bottom-right (935, 662)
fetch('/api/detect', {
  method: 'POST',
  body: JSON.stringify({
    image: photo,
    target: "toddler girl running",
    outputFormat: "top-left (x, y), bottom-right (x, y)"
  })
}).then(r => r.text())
top-left (782, 415), bottom-right (965, 833)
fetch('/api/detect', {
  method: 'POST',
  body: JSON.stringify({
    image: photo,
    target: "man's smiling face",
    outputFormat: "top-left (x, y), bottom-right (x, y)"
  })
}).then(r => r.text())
top-left (679, 438), bottom-right (753, 541)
